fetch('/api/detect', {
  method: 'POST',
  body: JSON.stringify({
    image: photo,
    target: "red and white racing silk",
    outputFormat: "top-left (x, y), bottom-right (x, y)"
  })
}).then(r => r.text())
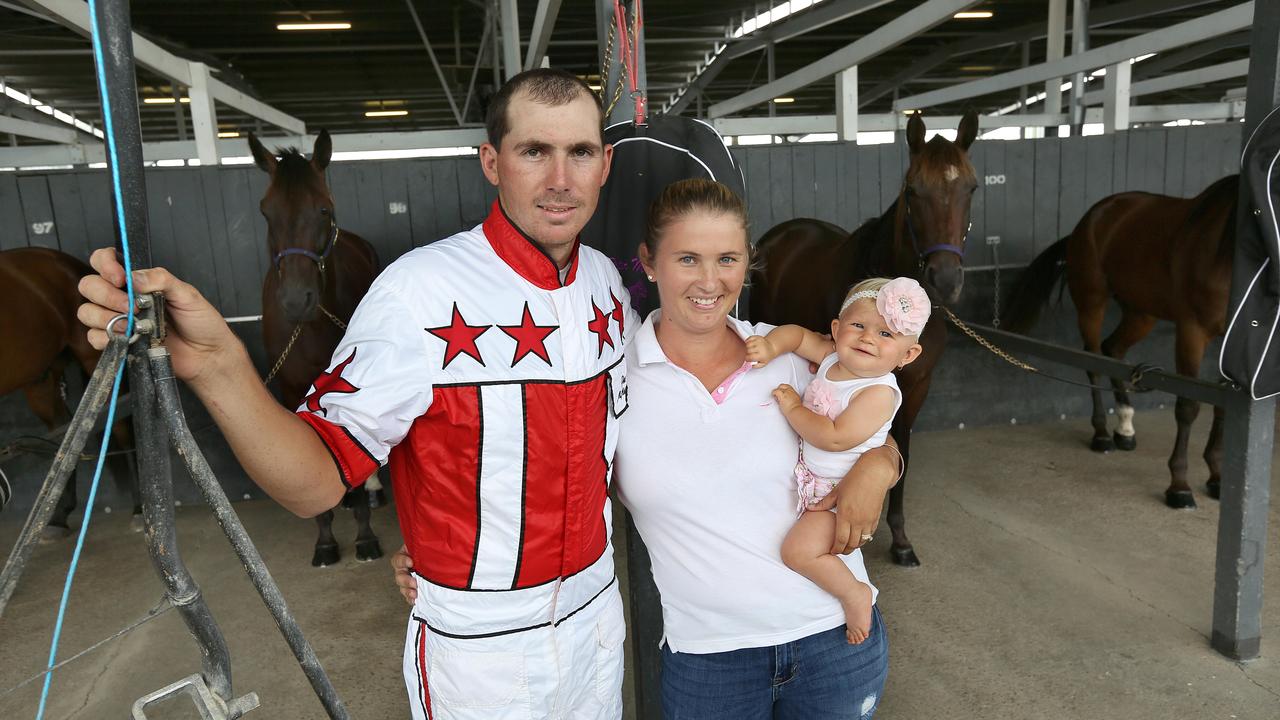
top-left (298, 201), bottom-right (635, 639)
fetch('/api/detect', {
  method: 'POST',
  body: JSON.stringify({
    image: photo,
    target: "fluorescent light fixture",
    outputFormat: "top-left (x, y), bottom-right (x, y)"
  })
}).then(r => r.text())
top-left (588, 85), bottom-right (602, 91)
top-left (218, 131), bottom-right (241, 138)
top-left (772, 97), bottom-right (795, 103)
top-left (365, 109), bottom-right (409, 118)
top-left (954, 11), bottom-right (993, 19)
top-left (277, 22), bottom-right (351, 31)
top-left (732, 0), bottom-right (828, 39)
top-left (144, 97), bottom-right (190, 104)
top-left (959, 65), bottom-right (996, 72)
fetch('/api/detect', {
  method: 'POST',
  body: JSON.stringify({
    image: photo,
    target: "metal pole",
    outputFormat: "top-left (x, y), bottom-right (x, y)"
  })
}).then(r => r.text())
top-left (1045, 0), bottom-right (1067, 136)
top-left (1069, 0), bottom-right (1090, 135)
top-left (1213, 0), bottom-right (1280, 662)
top-left (767, 41), bottom-right (776, 118)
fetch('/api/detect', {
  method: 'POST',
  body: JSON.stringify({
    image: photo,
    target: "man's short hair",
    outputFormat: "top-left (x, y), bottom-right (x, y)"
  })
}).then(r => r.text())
top-left (485, 68), bottom-right (605, 149)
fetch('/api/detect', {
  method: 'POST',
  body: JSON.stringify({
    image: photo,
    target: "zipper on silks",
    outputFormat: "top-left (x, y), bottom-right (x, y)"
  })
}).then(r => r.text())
top-left (548, 577), bottom-right (565, 713)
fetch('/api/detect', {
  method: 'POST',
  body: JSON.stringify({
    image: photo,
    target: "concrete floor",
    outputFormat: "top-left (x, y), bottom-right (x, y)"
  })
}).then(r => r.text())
top-left (1, 408), bottom-right (1277, 719)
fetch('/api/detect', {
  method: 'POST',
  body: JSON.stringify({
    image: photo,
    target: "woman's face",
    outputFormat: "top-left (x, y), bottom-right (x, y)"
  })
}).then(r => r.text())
top-left (640, 211), bottom-right (749, 337)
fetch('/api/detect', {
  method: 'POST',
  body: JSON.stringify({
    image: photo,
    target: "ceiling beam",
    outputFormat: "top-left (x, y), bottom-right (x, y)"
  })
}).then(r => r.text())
top-left (523, 0), bottom-right (562, 70)
top-left (1082, 59), bottom-right (1249, 105)
top-left (666, 0), bottom-right (893, 116)
top-left (894, 2), bottom-right (1253, 111)
top-left (708, 0), bottom-right (980, 119)
top-left (1133, 31), bottom-right (1250, 78)
top-left (20, 0), bottom-right (305, 134)
top-left (859, 0), bottom-right (1221, 110)
top-left (0, 113), bottom-right (77, 143)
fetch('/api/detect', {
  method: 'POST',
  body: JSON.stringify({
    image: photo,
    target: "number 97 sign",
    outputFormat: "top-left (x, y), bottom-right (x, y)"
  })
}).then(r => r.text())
top-left (31, 221), bottom-right (55, 235)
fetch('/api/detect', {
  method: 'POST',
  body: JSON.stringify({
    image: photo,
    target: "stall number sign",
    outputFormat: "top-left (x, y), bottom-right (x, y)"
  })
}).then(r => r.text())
top-left (984, 174), bottom-right (1006, 186)
top-left (31, 221), bottom-right (55, 235)
top-left (389, 202), bottom-right (408, 215)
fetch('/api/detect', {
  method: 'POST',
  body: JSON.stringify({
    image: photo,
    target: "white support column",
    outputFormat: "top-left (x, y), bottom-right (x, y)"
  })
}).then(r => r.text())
top-left (187, 62), bottom-right (219, 165)
top-left (1102, 60), bottom-right (1131, 133)
top-left (500, 0), bottom-right (521, 81)
top-left (1044, 0), bottom-right (1067, 118)
top-left (837, 66), bottom-right (858, 142)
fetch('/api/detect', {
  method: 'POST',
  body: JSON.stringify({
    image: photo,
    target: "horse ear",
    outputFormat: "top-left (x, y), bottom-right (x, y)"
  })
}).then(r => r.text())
top-left (247, 132), bottom-right (277, 174)
top-left (312, 129), bottom-right (332, 170)
top-left (956, 109), bottom-right (979, 151)
top-left (906, 112), bottom-right (926, 154)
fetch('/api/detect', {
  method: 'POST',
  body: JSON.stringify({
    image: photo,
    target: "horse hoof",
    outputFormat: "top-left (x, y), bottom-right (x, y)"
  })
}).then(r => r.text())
top-left (40, 525), bottom-right (72, 543)
top-left (1090, 436), bottom-right (1114, 453)
top-left (1206, 480), bottom-right (1221, 500)
top-left (891, 545), bottom-right (921, 568)
top-left (368, 490), bottom-right (388, 509)
top-left (356, 539), bottom-right (384, 562)
top-left (1112, 432), bottom-right (1136, 451)
top-left (1165, 490), bottom-right (1197, 510)
top-left (312, 544), bottom-right (341, 567)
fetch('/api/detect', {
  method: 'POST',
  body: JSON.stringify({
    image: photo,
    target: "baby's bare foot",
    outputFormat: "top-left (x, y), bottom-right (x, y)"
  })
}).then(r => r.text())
top-left (840, 583), bottom-right (874, 645)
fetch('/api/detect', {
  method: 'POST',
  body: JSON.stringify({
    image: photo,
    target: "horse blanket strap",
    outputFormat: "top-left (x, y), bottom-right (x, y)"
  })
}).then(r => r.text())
top-left (273, 216), bottom-right (340, 272)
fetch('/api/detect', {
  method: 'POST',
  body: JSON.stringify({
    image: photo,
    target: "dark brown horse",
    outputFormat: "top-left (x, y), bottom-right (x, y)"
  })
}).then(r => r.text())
top-left (0, 247), bottom-right (138, 535)
top-left (750, 111), bottom-right (979, 566)
top-left (1003, 175), bottom-right (1238, 509)
top-left (248, 130), bottom-right (384, 566)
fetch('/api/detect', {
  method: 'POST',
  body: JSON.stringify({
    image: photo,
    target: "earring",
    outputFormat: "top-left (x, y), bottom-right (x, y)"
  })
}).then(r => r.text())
top-left (646, 275), bottom-right (654, 281)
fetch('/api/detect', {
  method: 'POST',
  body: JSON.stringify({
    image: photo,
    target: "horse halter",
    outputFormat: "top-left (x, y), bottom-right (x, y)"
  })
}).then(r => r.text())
top-left (272, 214), bottom-right (339, 274)
top-left (903, 199), bottom-right (970, 267)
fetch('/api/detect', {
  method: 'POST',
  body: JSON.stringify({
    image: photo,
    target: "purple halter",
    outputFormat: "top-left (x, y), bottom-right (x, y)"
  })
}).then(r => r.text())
top-left (272, 215), bottom-right (339, 274)
top-left (904, 202), bottom-right (969, 266)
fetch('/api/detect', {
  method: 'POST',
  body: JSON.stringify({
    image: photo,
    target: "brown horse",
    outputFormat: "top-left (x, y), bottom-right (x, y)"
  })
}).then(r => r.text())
top-left (750, 111), bottom-right (979, 567)
top-left (0, 247), bottom-right (138, 534)
top-left (248, 130), bottom-right (384, 566)
top-left (1002, 175), bottom-right (1238, 510)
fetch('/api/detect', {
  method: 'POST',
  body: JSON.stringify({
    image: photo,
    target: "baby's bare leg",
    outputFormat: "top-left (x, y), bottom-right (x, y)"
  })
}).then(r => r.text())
top-left (781, 511), bottom-right (874, 644)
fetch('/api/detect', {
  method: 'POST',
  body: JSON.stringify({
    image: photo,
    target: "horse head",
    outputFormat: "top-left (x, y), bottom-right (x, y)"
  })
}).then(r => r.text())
top-left (248, 129), bottom-right (337, 324)
top-left (897, 110), bottom-right (979, 306)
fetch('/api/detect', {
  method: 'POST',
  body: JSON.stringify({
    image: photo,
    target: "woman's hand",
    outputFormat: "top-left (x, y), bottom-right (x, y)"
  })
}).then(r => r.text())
top-left (391, 545), bottom-right (417, 605)
top-left (806, 444), bottom-right (899, 554)
top-left (744, 335), bottom-right (779, 367)
top-left (772, 383), bottom-right (803, 412)
top-left (77, 248), bottom-right (241, 389)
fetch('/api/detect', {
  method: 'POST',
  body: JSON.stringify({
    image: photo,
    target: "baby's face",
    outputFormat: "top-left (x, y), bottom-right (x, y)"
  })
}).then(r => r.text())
top-left (830, 300), bottom-right (923, 376)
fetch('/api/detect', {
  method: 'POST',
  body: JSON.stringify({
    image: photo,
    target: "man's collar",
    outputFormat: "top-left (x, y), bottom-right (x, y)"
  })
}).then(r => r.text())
top-left (635, 309), bottom-right (756, 366)
top-left (481, 200), bottom-right (580, 290)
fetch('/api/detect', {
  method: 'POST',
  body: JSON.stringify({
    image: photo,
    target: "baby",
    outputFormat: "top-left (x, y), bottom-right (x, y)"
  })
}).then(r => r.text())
top-left (745, 276), bottom-right (929, 644)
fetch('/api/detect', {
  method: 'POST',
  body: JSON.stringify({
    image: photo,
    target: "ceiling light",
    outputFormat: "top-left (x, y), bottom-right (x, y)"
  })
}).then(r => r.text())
top-left (365, 109), bottom-right (408, 118)
top-left (954, 11), bottom-right (993, 19)
top-left (772, 97), bottom-right (795, 103)
top-left (959, 65), bottom-right (996, 72)
top-left (143, 97), bottom-right (189, 104)
top-left (217, 131), bottom-right (241, 138)
top-left (277, 22), bottom-right (352, 31)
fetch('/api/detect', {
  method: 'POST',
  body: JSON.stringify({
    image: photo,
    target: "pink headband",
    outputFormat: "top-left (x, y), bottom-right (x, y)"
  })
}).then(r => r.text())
top-left (840, 277), bottom-right (931, 336)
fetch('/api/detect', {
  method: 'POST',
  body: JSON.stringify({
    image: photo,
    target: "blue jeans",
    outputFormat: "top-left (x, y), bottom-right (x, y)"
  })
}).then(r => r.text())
top-left (661, 606), bottom-right (889, 720)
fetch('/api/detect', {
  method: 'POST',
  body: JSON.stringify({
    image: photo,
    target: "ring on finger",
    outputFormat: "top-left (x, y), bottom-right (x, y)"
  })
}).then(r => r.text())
top-left (860, 533), bottom-right (874, 543)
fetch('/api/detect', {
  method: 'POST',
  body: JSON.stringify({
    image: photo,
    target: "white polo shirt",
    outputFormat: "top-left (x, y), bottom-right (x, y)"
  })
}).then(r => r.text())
top-left (615, 310), bottom-right (877, 654)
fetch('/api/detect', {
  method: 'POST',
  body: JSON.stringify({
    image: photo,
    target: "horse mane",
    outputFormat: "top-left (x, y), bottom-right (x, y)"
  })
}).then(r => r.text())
top-left (273, 147), bottom-right (317, 184)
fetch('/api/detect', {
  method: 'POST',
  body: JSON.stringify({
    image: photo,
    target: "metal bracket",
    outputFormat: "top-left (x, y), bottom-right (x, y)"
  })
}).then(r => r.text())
top-left (131, 673), bottom-right (259, 720)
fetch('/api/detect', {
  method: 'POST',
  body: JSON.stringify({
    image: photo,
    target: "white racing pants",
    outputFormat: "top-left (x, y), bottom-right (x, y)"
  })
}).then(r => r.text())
top-left (402, 581), bottom-right (626, 720)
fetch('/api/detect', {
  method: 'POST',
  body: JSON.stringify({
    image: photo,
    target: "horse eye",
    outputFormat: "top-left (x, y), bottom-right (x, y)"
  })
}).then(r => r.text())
top-left (320, 207), bottom-right (331, 216)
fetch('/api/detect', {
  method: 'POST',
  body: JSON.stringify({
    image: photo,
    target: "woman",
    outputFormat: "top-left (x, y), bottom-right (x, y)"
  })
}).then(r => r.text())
top-left (395, 179), bottom-right (900, 718)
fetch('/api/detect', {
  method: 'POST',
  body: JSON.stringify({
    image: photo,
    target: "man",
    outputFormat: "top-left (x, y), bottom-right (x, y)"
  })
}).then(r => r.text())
top-left (80, 69), bottom-right (631, 720)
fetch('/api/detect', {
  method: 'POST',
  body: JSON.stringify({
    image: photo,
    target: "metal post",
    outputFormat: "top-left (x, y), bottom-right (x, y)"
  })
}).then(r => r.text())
top-left (187, 62), bottom-right (218, 165)
top-left (1069, 0), bottom-right (1090, 135)
top-left (1213, 0), bottom-right (1280, 662)
top-left (171, 84), bottom-right (186, 142)
top-left (767, 41), bottom-right (776, 118)
top-left (1045, 0), bottom-right (1067, 136)
top-left (836, 66), bottom-right (858, 142)
top-left (500, 0), bottom-right (521, 81)
top-left (1101, 59), bottom-right (1130, 133)
top-left (1020, 40), bottom-right (1030, 139)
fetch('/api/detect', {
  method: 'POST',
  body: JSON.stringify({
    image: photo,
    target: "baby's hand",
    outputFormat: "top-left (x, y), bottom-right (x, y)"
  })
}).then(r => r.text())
top-left (745, 335), bottom-right (777, 366)
top-left (772, 383), bottom-right (803, 412)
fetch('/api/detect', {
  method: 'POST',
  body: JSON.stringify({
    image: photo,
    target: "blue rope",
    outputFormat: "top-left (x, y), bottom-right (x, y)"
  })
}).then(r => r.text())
top-left (36, 0), bottom-right (135, 716)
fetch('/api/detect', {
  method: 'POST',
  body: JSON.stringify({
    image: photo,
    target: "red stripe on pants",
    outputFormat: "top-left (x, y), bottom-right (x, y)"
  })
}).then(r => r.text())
top-left (417, 623), bottom-right (433, 720)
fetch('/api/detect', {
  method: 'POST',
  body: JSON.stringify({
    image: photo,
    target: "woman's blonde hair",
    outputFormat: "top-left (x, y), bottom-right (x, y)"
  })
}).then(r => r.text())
top-left (644, 178), bottom-right (750, 256)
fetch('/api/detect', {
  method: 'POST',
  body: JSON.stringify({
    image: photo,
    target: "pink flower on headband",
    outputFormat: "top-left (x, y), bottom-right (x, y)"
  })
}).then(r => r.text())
top-left (876, 277), bottom-right (931, 336)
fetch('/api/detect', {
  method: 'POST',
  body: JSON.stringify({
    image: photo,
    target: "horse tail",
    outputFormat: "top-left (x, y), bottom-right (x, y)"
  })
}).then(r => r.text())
top-left (1001, 237), bottom-right (1068, 333)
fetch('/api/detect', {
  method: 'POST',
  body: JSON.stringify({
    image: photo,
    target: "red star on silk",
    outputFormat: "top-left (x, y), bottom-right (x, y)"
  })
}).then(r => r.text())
top-left (304, 348), bottom-right (360, 416)
top-left (425, 303), bottom-right (491, 368)
top-left (610, 291), bottom-right (626, 338)
top-left (498, 302), bottom-right (558, 367)
top-left (587, 300), bottom-right (615, 356)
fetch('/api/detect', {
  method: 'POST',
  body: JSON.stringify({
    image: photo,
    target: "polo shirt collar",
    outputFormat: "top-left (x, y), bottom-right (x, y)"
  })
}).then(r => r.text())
top-left (635, 309), bottom-right (756, 367)
top-left (482, 200), bottom-right (580, 290)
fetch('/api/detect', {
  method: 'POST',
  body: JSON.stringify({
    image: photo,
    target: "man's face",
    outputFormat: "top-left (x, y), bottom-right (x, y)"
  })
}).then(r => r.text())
top-left (480, 91), bottom-right (612, 261)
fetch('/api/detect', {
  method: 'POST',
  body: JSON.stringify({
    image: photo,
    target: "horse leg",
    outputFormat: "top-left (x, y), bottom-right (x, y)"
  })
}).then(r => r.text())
top-left (350, 485), bottom-right (383, 561)
top-left (1099, 311), bottom-right (1156, 452)
top-left (1165, 325), bottom-right (1208, 509)
top-left (1076, 301), bottom-right (1113, 452)
top-left (22, 369), bottom-right (76, 538)
top-left (1204, 404), bottom-right (1224, 500)
top-left (886, 424), bottom-right (917, 567)
top-left (366, 470), bottom-right (387, 508)
top-left (312, 509), bottom-right (341, 567)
